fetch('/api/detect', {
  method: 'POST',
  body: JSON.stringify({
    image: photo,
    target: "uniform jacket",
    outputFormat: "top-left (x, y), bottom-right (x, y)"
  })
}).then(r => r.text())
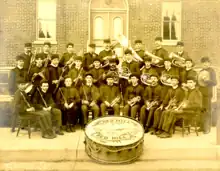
top-left (83, 52), bottom-right (98, 71)
top-left (79, 84), bottom-right (100, 102)
top-left (56, 87), bottom-right (80, 105)
top-left (121, 61), bottom-right (140, 75)
top-left (8, 67), bottom-right (28, 95)
top-left (99, 84), bottom-right (120, 103)
top-left (124, 84), bottom-right (144, 103)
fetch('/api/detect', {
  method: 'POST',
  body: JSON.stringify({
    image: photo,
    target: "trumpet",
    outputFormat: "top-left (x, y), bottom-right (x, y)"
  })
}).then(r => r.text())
top-left (128, 96), bottom-right (141, 107)
top-left (144, 50), bottom-right (164, 67)
top-left (110, 96), bottom-right (120, 107)
top-left (169, 52), bottom-right (186, 68)
top-left (145, 101), bottom-right (158, 110)
top-left (165, 97), bottom-right (177, 110)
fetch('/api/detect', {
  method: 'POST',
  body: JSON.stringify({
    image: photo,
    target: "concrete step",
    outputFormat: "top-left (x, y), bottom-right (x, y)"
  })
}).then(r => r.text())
top-left (1, 160), bottom-right (220, 171)
top-left (0, 128), bottom-right (220, 163)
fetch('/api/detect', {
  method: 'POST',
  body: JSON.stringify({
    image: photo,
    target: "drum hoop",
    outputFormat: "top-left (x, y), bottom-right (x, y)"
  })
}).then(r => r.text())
top-left (85, 115), bottom-right (145, 147)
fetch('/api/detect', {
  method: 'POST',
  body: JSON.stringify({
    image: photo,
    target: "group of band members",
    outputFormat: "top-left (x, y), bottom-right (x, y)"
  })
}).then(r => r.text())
top-left (8, 36), bottom-right (217, 139)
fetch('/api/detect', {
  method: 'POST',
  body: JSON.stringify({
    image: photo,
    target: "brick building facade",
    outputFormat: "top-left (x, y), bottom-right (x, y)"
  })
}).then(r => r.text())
top-left (0, 0), bottom-right (220, 67)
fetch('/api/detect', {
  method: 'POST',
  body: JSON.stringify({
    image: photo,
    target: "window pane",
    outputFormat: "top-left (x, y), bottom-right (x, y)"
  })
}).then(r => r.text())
top-left (38, 0), bottom-right (56, 19)
top-left (94, 17), bottom-right (104, 39)
top-left (162, 2), bottom-right (181, 41)
top-left (113, 17), bottom-right (123, 39)
top-left (38, 19), bottom-right (56, 39)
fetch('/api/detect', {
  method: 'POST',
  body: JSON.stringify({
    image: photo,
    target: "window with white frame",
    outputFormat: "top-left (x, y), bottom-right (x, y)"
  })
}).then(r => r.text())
top-left (162, 1), bottom-right (181, 45)
top-left (37, 0), bottom-right (56, 41)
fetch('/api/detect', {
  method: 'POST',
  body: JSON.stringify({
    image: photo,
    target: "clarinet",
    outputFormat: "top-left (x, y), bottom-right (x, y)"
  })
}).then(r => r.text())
top-left (59, 88), bottom-right (68, 104)
top-left (74, 67), bottom-right (83, 86)
top-left (20, 91), bottom-right (31, 108)
top-left (37, 87), bottom-right (48, 108)
top-left (27, 50), bottom-right (37, 75)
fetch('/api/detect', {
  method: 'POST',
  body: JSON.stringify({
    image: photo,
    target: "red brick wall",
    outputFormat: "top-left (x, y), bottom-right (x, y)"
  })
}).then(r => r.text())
top-left (1, 0), bottom-right (220, 68)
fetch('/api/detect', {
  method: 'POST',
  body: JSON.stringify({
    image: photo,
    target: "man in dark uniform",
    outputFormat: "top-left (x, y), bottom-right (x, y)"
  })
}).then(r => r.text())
top-left (13, 82), bottom-right (56, 139)
top-left (46, 54), bottom-right (66, 97)
top-left (140, 72), bottom-right (162, 132)
top-left (123, 73), bottom-right (144, 119)
top-left (160, 57), bottom-right (179, 99)
top-left (157, 76), bottom-right (203, 138)
top-left (80, 73), bottom-right (100, 127)
top-left (180, 57), bottom-right (197, 89)
top-left (68, 56), bottom-right (85, 88)
top-left (99, 39), bottom-right (114, 69)
top-left (134, 39), bottom-right (145, 68)
top-left (170, 41), bottom-right (189, 78)
top-left (32, 80), bottom-right (64, 135)
top-left (198, 57), bottom-right (217, 133)
top-left (39, 41), bottom-right (52, 67)
top-left (56, 76), bottom-right (80, 132)
top-left (100, 73), bottom-right (121, 116)
top-left (59, 42), bottom-right (76, 68)
top-left (150, 37), bottom-right (168, 73)
top-left (28, 53), bottom-right (47, 87)
top-left (151, 75), bottom-right (184, 135)
top-left (20, 43), bottom-right (33, 71)
top-left (8, 55), bottom-right (28, 95)
top-left (89, 57), bottom-right (105, 87)
top-left (83, 43), bottom-right (98, 71)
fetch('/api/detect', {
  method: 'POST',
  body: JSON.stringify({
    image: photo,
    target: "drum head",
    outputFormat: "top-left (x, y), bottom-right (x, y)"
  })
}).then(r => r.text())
top-left (85, 116), bottom-right (144, 147)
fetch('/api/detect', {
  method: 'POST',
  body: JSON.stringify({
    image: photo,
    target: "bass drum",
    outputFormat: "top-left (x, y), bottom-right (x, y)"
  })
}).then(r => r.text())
top-left (84, 116), bottom-right (144, 164)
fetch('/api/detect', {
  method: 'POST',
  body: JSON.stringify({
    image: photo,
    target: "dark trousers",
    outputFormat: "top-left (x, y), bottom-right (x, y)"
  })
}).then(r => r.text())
top-left (152, 108), bottom-right (163, 129)
top-left (140, 105), bottom-right (158, 127)
top-left (100, 103), bottom-right (120, 116)
top-left (62, 106), bottom-right (78, 126)
top-left (25, 111), bottom-right (53, 135)
top-left (123, 104), bottom-right (140, 119)
top-left (81, 104), bottom-right (99, 125)
top-left (51, 108), bottom-right (62, 127)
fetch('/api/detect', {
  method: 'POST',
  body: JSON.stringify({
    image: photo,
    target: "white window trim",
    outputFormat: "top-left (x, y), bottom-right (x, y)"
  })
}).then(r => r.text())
top-left (35, 0), bottom-right (57, 42)
top-left (161, 1), bottom-right (182, 46)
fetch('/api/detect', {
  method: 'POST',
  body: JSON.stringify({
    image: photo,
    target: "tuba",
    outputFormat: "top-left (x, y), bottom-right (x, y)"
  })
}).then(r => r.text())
top-left (144, 50), bottom-right (164, 68)
top-left (197, 69), bottom-right (210, 87)
top-left (160, 73), bottom-right (172, 86)
top-left (141, 73), bottom-right (152, 86)
top-left (169, 52), bottom-right (186, 68)
top-left (115, 34), bottom-right (143, 62)
top-left (118, 66), bottom-right (131, 80)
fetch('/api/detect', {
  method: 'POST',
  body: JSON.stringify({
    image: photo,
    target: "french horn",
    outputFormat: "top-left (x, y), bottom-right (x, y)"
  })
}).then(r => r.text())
top-left (118, 66), bottom-right (131, 80)
top-left (160, 73), bottom-right (172, 86)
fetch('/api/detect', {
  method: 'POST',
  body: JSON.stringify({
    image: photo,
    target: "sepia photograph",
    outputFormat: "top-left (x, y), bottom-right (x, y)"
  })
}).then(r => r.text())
top-left (0, 0), bottom-right (220, 170)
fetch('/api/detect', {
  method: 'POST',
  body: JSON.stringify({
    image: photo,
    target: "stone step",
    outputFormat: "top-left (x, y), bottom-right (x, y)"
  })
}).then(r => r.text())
top-left (1, 161), bottom-right (220, 171)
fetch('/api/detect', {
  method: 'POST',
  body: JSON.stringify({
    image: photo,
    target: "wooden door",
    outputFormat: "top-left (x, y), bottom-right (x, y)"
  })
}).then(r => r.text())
top-left (90, 11), bottom-right (127, 55)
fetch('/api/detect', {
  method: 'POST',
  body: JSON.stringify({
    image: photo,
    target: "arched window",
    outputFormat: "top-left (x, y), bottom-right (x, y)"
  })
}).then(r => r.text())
top-left (113, 17), bottom-right (123, 39)
top-left (93, 17), bottom-right (104, 39)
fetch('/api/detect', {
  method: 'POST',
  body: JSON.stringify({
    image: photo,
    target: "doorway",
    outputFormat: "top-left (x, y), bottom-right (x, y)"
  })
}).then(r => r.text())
top-left (89, 0), bottom-right (129, 56)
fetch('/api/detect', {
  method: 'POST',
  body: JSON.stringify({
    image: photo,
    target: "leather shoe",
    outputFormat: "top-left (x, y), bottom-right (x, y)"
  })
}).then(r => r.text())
top-left (42, 134), bottom-right (56, 139)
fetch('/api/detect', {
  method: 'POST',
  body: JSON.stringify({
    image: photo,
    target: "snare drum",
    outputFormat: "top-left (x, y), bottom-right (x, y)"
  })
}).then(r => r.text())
top-left (85, 116), bottom-right (144, 164)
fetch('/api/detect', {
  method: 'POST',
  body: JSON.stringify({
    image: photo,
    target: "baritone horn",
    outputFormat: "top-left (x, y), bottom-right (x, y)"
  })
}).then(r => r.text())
top-left (115, 34), bottom-right (143, 62)
top-left (144, 50), bottom-right (164, 68)
top-left (141, 73), bottom-right (152, 86)
top-left (118, 66), bottom-right (131, 80)
top-left (160, 73), bottom-right (172, 86)
top-left (169, 52), bottom-right (186, 68)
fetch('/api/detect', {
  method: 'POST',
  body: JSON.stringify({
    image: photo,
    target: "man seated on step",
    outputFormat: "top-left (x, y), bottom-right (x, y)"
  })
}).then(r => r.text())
top-left (13, 82), bottom-right (56, 139)
top-left (156, 76), bottom-right (203, 138)
top-left (100, 73), bottom-right (121, 116)
top-left (32, 80), bottom-right (64, 135)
